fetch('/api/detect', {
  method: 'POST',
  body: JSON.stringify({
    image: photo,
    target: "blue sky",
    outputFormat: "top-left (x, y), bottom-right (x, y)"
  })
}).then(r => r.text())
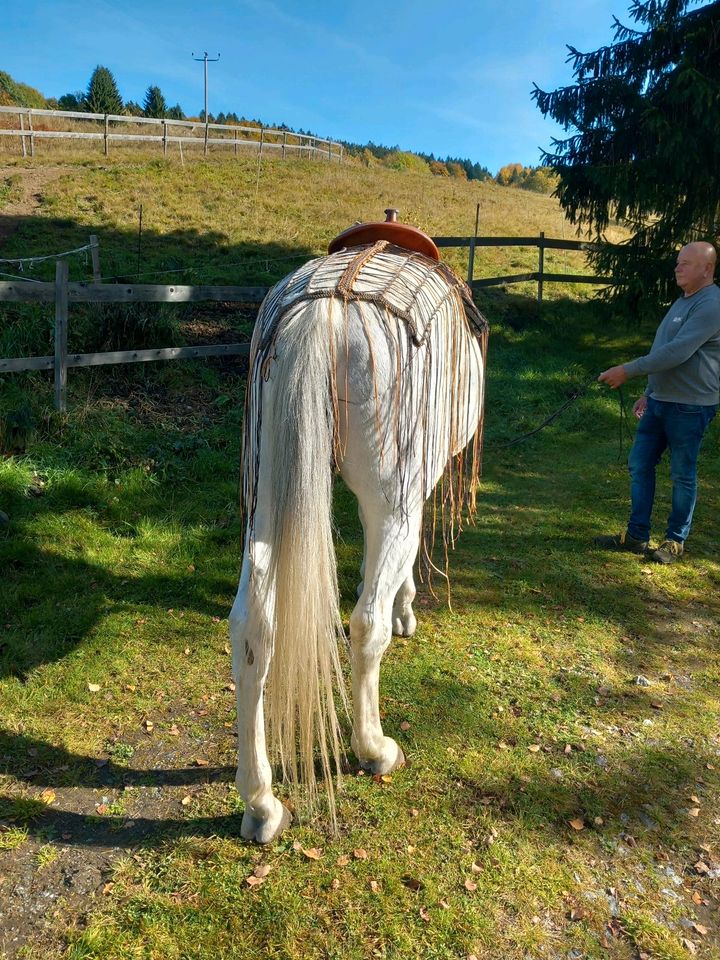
top-left (3, 0), bottom-right (633, 172)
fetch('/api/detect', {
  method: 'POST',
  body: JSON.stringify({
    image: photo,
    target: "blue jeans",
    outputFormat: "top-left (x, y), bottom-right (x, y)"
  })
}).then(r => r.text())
top-left (627, 397), bottom-right (717, 544)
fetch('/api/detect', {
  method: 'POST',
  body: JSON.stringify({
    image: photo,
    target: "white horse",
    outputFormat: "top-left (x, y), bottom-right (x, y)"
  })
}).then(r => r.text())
top-left (230, 239), bottom-right (487, 843)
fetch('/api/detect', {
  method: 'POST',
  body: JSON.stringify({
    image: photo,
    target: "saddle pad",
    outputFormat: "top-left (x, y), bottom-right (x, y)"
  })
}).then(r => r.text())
top-left (265, 241), bottom-right (487, 346)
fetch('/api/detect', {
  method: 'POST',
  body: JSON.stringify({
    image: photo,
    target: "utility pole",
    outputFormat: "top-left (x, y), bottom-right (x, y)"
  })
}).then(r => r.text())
top-left (192, 51), bottom-right (220, 156)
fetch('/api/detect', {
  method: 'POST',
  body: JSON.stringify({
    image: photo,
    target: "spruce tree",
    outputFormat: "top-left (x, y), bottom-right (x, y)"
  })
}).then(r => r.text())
top-left (84, 66), bottom-right (123, 115)
top-left (143, 85), bottom-right (168, 119)
top-left (533, 0), bottom-right (720, 315)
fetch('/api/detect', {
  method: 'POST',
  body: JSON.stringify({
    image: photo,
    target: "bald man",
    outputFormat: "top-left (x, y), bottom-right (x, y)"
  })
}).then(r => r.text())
top-left (595, 241), bottom-right (720, 563)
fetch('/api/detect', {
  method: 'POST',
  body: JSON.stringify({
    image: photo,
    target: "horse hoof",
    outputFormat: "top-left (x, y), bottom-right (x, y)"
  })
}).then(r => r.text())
top-left (392, 611), bottom-right (417, 637)
top-left (359, 738), bottom-right (405, 776)
top-left (241, 801), bottom-right (292, 844)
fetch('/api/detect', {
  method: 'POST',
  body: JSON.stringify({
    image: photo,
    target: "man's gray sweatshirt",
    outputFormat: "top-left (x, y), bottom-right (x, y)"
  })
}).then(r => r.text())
top-left (624, 283), bottom-right (720, 405)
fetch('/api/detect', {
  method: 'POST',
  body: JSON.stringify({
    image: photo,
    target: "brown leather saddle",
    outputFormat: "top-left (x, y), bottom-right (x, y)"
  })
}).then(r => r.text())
top-left (328, 208), bottom-right (440, 262)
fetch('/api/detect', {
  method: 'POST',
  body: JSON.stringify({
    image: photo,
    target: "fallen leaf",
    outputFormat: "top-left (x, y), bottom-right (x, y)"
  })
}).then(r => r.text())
top-left (569, 907), bottom-right (586, 921)
top-left (688, 808), bottom-right (700, 818)
top-left (87, 682), bottom-right (101, 693)
top-left (419, 906), bottom-right (430, 922)
top-left (184, 647), bottom-right (191, 655)
top-left (564, 744), bottom-right (573, 755)
top-left (528, 744), bottom-right (541, 753)
top-left (369, 880), bottom-right (380, 893)
top-left (406, 844), bottom-right (416, 854)
top-left (569, 818), bottom-right (585, 831)
top-left (471, 861), bottom-right (482, 874)
top-left (302, 847), bottom-right (322, 860)
top-left (336, 854), bottom-right (350, 867)
top-left (650, 701), bottom-right (663, 710)
top-left (39, 789), bottom-right (56, 805)
top-left (353, 848), bottom-right (368, 860)
top-left (142, 719), bottom-right (154, 733)
top-left (102, 882), bottom-right (115, 895)
top-left (410, 808), bottom-right (419, 818)
top-left (169, 724), bottom-right (180, 736)
top-left (331, 877), bottom-right (340, 890)
top-left (464, 879), bottom-right (477, 892)
top-left (400, 721), bottom-right (411, 731)
top-left (125, 684), bottom-right (136, 692)
top-left (692, 891), bottom-right (703, 904)
top-left (222, 643), bottom-right (231, 654)
top-left (594, 817), bottom-right (604, 826)
top-left (181, 795), bottom-right (192, 806)
top-left (225, 682), bottom-right (236, 693)
top-left (245, 875), bottom-right (265, 888)
top-left (402, 875), bottom-right (423, 891)
top-left (690, 795), bottom-right (701, 804)
top-left (96, 804), bottom-right (109, 815)
top-left (253, 864), bottom-right (271, 878)
top-left (682, 938), bottom-right (697, 955)
top-left (439, 899), bottom-right (450, 910)
top-left (187, 564), bottom-right (195, 572)
top-left (194, 758), bottom-right (209, 767)
top-left (692, 923), bottom-right (708, 937)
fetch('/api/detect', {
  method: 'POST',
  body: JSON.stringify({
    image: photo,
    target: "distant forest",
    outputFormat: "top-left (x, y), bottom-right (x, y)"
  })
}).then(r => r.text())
top-left (0, 66), bottom-right (557, 193)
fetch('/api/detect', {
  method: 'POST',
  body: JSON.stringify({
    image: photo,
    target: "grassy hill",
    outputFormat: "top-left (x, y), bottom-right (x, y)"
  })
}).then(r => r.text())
top-left (1, 151), bottom-right (719, 960)
top-left (0, 150), bottom-right (619, 287)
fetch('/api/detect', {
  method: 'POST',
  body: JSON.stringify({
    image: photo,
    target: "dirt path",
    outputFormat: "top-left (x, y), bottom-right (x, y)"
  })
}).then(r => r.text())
top-left (0, 165), bottom-right (68, 247)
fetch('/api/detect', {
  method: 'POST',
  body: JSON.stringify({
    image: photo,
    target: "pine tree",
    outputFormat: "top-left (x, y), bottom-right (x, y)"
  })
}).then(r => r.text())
top-left (84, 66), bottom-right (123, 115)
top-left (166, 103), bottom-right (185, 121)
top-left (533, 0), bottom-right (720, 315)
top-left (143, 85), bottom-right (168, 119)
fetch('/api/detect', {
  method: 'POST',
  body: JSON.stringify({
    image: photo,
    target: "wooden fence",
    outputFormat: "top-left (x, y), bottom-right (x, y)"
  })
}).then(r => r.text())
top-left (0, 233), bottom-right (614, 410)
top-left (0, 106), bottom-right (343, 161)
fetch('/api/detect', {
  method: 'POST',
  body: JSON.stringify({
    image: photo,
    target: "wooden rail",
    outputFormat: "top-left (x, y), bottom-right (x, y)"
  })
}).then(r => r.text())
top-left (0, 106), bottom-right (343, 161)
top-left (435, 231), bottom-right (616, 300)
top-left (0, 265), bottom-right (265, 410)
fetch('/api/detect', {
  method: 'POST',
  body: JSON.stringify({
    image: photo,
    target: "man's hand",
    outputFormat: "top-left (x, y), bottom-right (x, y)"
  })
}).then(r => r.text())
top-left (598, 365), bottom-right (629, 389)
top-left (633, 396), bottom-right (648, 420)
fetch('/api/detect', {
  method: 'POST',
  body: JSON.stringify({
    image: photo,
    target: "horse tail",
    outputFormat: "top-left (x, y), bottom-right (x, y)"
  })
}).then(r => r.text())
top-left (242, 296), bottom-right (347, 823)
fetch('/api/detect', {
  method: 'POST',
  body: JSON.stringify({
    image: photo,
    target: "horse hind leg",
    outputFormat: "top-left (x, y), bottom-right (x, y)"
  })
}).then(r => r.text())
top-left (349, 503), bottom-right (422, 775)
top-left (230, 547), bottom-right (291, 844)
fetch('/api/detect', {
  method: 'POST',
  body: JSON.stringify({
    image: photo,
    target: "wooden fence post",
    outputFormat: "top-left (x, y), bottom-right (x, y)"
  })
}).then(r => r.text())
top-left (467, 202), bottom-right (480, 284)
top-left (259, 127), bottom-right (264, 159)
top-left (282, 130), bottom-right (287, 159)
top-left (19, 112), bottom-right (27, 158)
top-left (104, 115), bottom-right (109, 156)
top-left (89, 235), bottom-right (101, 283)
top-left (537, 231), bottom-right (545, 303)
top-left (234, 127), bottom-right (238, 157)
top-left (28, 109), bottom-right (35, 158)
top-left (54, 260), bottom-right (69, 412)
top-left (163, 120), bottom-right (168, 157)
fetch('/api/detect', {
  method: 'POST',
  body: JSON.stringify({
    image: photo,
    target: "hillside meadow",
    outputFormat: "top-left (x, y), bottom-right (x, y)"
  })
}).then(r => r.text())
top-left (0, 153), bottom-right (718, 960)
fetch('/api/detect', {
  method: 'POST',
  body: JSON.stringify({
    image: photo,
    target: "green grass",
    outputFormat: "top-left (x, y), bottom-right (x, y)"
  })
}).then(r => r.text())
top-left (1, 298), bottom-right (719, 960)
top-left (0, 155), bottom-right (718, 959)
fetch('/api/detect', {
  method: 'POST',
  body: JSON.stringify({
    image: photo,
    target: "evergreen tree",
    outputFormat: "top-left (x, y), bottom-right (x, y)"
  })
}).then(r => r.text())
top-left (123, 100), bottom-right (144, 117)
top-left (84, 65), bottom-right (123, 114)
top-left (533, 0), bottom-right (720, 314)
top-left (143, 85), bottom-right (168, 119)
top-left (57, 91), bottom-right (85, 111)
top-left (166, 103), bottom-right (185, 120)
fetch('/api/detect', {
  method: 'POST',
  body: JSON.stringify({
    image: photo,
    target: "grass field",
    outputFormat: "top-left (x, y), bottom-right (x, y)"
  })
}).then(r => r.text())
top-left (1, 154), bottom-right (718, 960)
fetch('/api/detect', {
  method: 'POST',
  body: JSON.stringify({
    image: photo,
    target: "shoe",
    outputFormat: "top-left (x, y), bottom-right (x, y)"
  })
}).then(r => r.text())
top-left (593, 531), bottom-right (648, 554)
top-left (649, 540), bottom-right (683, 564)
